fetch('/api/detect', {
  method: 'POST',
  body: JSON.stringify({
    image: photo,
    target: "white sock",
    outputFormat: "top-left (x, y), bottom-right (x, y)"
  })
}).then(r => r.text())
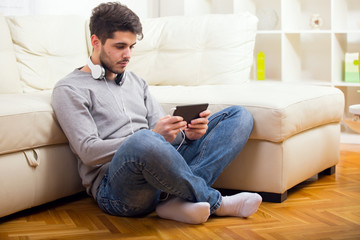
top-left (156, 197), bottom-right (210, 224)
top-left (215, 192), bottom-right (262, 218)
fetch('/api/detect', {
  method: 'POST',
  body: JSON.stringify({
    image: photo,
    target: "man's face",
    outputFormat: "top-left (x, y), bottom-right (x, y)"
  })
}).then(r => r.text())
top-left (99, 31), bottom-right (137, 74)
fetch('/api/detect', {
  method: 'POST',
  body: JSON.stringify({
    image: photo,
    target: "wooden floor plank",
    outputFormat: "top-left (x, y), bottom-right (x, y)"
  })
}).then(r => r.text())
top-left (0, 143), bottom-right (359, 239)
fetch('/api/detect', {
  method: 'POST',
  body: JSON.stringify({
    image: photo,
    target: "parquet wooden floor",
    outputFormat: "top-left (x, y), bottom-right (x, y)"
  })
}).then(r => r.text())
top-left (0, 144), bottom-right (359, 240)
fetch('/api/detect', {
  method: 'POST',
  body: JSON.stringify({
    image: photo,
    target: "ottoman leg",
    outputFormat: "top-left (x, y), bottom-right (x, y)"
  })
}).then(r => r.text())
top-left (259, 191), bottom-right (287, 203)
top-left (320, 166), bottom-right (336, 175)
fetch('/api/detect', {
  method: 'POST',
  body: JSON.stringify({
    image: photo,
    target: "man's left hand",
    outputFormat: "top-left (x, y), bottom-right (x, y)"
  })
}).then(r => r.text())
top-left (185, 109), bottom-right (211, 141)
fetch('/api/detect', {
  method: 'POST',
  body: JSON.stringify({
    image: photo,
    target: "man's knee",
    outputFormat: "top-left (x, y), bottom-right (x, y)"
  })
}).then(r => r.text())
top-left (229, 106), bottom-right (253, 126)
top-left (226, 106), bottom-right (254, 138)
top-left (122, 130), bottom-right (162, 153)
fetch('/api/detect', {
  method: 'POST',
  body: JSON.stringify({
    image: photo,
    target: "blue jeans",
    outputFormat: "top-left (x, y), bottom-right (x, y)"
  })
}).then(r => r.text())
top-left (96, 106), bottom-right (253, 217)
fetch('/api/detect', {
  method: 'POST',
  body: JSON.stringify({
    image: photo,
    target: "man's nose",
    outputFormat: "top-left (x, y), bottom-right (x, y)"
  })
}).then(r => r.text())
top-left (123, 47), bottom-right (132, 58)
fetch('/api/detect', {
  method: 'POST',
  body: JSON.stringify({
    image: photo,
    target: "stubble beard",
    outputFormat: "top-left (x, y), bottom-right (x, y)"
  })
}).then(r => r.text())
top-left (99, 51), bottom-right (128, 75)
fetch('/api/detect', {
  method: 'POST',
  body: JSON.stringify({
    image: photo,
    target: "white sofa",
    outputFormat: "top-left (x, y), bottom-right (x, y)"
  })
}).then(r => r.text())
top-left (0, 12), bottom-right (344, 218)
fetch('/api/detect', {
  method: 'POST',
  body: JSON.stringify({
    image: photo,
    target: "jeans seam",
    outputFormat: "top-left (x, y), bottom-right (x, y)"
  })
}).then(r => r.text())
top-left (143, 168), bottom-right (186, 198)
top-left (108, 159), bottom-right (144, 184)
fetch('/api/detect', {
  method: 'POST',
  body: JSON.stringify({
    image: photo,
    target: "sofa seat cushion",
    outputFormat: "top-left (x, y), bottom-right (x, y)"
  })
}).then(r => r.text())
top-left (149, 81), bottom-right (344, 143)
top-left (0, 91), bottom-right (67, 155)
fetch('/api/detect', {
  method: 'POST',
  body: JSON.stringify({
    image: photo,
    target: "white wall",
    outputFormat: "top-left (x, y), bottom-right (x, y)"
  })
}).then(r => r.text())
top-left (159, 0), bottom-right (234, 17)
top-left (0, 0), bottom-right (238, 18)
top-left (31, 0), bottom-right (102, 17)
top-left (0, 0), bottom-right (34, 15)
top-left (0, 0), bottom-right (159, 19)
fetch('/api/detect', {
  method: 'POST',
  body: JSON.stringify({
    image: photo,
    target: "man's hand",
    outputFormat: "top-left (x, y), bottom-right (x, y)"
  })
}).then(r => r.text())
top-left (153, 115), bottom-right (187, 142)
top-left (185, 110), bottom-right (211, 141)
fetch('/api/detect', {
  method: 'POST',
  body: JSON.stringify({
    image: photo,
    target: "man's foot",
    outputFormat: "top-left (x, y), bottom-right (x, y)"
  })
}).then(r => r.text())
top-left (214, 192), bottom-right (262, 218)
top-left (156, 197), bottom-right (210, 224)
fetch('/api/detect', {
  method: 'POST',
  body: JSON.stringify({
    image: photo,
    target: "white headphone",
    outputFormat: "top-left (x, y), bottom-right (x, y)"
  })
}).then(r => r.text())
top-left (87, 57), bottom-right (105, 80)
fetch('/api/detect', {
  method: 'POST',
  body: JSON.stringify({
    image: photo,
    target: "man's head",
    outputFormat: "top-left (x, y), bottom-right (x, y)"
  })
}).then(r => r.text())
top-left (88, 2), bottom-right (143, 78)
top-left (90, 2), bottom-right (143, 44)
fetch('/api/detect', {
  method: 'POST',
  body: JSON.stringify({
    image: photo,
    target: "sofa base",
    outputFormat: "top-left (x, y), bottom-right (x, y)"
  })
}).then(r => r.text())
top-left (0, 144), bottom-right (84, 218)
top-left (217, 165), bottom-right (336, 203)
top-left (212, 123), bottom-right (340, 199)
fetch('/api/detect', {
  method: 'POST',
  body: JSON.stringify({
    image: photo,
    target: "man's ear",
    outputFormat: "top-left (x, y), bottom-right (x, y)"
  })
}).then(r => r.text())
top-left (91, 34), bottom-right (101, 51)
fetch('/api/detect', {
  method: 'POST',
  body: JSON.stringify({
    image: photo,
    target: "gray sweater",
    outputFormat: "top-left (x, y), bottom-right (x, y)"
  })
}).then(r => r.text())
top-left (51, 69), bottom-right (165, 198)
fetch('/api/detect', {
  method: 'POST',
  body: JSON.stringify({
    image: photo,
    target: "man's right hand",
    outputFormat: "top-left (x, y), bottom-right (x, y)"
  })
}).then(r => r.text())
top-left (152, 115), bottom-right (187, 142)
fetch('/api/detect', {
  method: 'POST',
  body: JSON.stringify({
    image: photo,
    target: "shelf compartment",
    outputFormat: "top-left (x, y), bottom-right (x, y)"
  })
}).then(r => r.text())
top-left (301, 33), bottom-right (332, 83)
top-left (251, 33), bottom-right (282, 81)
top-left (332, 32), bottom-right (360, 84)
top-left (282, 0), bottom-right (331, 31)
top-left (282, 33), bottom-right (332, 83)
top-left (282, 34), bottom-right (301, 82)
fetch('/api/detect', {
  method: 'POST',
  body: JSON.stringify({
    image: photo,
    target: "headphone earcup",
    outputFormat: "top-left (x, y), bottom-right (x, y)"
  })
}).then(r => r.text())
top-left (87, 57), bottom-right (105, 80)
top-left (90, 64), bottom-right (105, 79)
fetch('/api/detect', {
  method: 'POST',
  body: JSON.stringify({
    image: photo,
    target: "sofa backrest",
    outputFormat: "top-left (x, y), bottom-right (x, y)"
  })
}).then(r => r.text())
top-left (0, 14), bottom-right (21, 93)
top-left (2, 13), bottom-right (257, 92)
top-left (5, 15), bottom-right (90, 92)
top-left (127, 13), bottom-right (258, 86)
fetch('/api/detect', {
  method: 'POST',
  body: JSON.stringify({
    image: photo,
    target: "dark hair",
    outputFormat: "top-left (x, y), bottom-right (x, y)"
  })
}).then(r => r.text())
top-left (90, 2), bottom-right (143, 44)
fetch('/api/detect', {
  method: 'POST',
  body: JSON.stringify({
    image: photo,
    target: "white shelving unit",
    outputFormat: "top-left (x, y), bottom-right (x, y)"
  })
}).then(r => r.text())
top-left (232, 0), bottom-right (360, 86)
top-left (232, 0), bottom-right (360, 142)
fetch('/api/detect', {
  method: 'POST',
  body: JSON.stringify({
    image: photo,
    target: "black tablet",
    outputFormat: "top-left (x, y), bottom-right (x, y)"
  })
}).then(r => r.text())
top-left (173, 103), bottom-right (209, 123)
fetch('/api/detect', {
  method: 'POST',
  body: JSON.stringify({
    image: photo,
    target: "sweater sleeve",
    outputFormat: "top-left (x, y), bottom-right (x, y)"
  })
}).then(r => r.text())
top-left (51, 85), bottom-right (126, 166)
top-left (143, 83), bottom-right (184, 145)
top-left (143, 82), bottom-right (165, 130)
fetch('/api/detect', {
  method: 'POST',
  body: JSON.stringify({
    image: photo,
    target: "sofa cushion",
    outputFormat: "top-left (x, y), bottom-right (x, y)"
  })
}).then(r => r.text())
top-left (127, 13), bottom-right (258, 86)
top-left (149, 82), bottom-right (344, 142)
top-left (0, 14), bottom-right (21, 93)
top-left (6, 15), bottom-right (89, 92)
top-left (0, 91), bottom-right (67, 155)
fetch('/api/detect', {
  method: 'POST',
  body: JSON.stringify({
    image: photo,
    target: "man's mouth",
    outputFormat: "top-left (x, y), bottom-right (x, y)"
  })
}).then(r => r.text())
top-left (118, 60), bottom-right (129, 67)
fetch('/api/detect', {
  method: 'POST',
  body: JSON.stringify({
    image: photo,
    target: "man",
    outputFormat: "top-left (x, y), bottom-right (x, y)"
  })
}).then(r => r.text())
top-left (52, 2), bottom-right (262, 224)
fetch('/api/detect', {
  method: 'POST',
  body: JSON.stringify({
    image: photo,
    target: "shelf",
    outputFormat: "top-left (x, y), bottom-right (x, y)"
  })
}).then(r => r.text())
top-left (333, 30), bottom-right (360, 34)
top-left (283, 30), bottom-right (332, 34)
top-left (257, 30), bottom-right (282, 34)
top-left (333, 82), bottom-right (360, 87)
